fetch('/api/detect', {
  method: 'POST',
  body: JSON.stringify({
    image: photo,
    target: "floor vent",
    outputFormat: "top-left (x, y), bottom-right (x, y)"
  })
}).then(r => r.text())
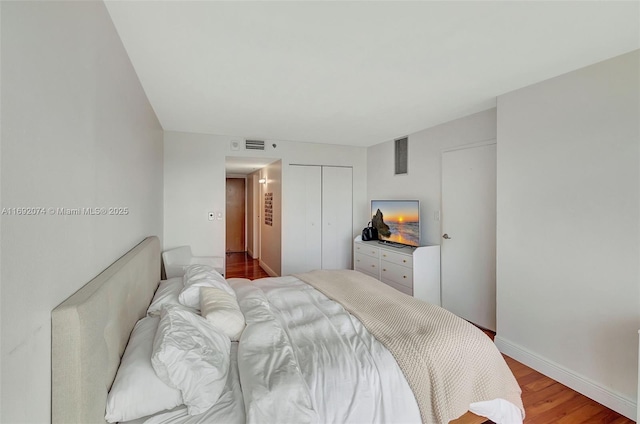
top-left (245, 139), bottom-right (265, 150)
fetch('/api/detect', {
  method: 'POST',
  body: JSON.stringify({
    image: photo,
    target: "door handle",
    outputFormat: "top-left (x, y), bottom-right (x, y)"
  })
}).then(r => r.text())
top-left (442, 233), bottom-right (452, 240)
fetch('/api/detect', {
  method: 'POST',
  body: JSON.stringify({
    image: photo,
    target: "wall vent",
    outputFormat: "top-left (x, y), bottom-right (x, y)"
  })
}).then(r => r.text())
top-left (245, 139), bottom-right (265, 150)
top-left (395, 137), bottom-right (408, 175)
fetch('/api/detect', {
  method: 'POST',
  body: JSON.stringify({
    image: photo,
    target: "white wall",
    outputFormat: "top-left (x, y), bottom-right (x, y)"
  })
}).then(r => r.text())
top-left (367, 108), bottom-right (497, 246)
top-left (0, 2), bottom-right (164, 422)
top-left (258, 161), bottom-right (282, 276)
top-left (164, 132), bottom-right (227, 257)
top-left (246, 173), bottom-right (256, 258)
top-left (0, 2), bottom-right (4, 417)
top-left (496, 50), bottom-right (639, 419)
top-left (164, 132), bottom-right (367, 275)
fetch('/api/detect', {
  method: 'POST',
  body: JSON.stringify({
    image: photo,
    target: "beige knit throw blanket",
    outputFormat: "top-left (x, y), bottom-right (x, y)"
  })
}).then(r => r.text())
top-left (295, 270), bottom-right (524, 424)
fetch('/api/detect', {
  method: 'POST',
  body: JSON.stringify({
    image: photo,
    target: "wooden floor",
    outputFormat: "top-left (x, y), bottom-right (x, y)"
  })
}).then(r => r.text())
top-left (502, 354), bottom-right (634, 424)
top-left (475, 333), bottom-right (633, 424)
top-left (226, 253), bottom-right (634, 424)
top-left (225, 251), bottom-right (270, 280)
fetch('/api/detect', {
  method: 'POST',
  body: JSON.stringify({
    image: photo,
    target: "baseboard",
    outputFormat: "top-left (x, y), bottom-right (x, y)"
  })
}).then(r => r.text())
top-left (258, 260), bottom-right (277, 277)
top-left (495, 336), bottom-right (637, 420)
top-left (247, 248), bottom-right (254, 258)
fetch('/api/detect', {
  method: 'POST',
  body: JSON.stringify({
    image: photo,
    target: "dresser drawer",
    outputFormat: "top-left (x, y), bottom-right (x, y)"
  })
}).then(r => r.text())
top-left (354, 252), bottom-right (379, 277)
top-left (379, 250), bottom-right (412, 267)
top-left (354, 242), bottom-right (379, 259)
top-left (355, 237), bottom-right (441, 306)
top-left (380, 261), bottom-right (413, 289)
top-left (381, 278), bottom-right (413, 296)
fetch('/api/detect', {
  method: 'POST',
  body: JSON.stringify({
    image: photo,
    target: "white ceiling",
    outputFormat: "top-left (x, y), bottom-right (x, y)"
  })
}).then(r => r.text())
top-left (105, 1), bottom-right (639, 148)
top-left (225, 156), bottom-right (279, 175)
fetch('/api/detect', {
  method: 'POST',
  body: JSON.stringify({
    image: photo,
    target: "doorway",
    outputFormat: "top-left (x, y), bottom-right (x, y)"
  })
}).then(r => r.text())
top-left (225, 156), bottom-right (279, 271)
top-left (226, 178), bottom-right (246, 253)
top-left (441, 142), bottom-right (497, 331)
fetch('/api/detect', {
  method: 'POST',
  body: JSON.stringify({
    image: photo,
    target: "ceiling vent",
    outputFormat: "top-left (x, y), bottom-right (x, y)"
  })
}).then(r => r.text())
top-left (245, 139), bottom-right (265, 151)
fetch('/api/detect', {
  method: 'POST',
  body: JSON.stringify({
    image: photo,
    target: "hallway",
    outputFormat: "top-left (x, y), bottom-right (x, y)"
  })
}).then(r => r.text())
top-left (225, 252), bottom-right (270, 280)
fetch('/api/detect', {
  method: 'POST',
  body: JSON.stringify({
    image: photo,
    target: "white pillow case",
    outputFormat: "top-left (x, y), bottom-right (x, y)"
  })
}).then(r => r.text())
top-left (179, 264), bottom-right (235, 309)
top-left (152, 305), bottom-right (231, 416)
top-left (105, 316), bottom-right (183, 423)
top-left (147, 277), bottom-right (186, 316)
top-left (183, 264), bottom-right (226, 282)
top-left (200, 287), bottom-right (246, 341)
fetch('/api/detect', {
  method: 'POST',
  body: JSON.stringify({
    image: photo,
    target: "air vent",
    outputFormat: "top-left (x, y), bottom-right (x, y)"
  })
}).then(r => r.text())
top-left (245, 139), bottom-right (265, 150)
top-left (395, 137), bottom-right (408, 175)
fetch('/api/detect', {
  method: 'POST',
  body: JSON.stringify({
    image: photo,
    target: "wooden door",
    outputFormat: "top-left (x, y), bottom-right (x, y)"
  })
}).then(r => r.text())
top-left (322, 166), bottom-right (353, 269)
top-left (226, 178), bottom-right (245, 253)
top-left (441, 143), bottom-right (497, 331)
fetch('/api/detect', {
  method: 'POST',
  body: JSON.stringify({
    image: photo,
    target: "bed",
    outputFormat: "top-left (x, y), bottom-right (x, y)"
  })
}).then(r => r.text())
top-left (52, 236), bottom-right (524, 424)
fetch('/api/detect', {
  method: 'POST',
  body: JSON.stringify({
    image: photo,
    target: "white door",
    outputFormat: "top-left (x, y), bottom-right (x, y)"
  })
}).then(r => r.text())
top-left (441, 143), bottom-right (496, 331)
top-left (288, 165), bottom-right (322, 273)
top-left (322, 167), bottom-right (353, 269)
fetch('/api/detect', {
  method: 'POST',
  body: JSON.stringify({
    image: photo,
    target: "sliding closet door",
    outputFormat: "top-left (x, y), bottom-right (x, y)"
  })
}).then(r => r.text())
top-left (322, 166), bottom-right (353, 269)
top-left (288, 165), bottom-right (322, 273)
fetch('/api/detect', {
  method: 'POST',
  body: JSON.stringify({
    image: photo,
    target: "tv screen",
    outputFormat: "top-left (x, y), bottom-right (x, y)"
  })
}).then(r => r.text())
top-left (370, 200), bottom-right (420, 247)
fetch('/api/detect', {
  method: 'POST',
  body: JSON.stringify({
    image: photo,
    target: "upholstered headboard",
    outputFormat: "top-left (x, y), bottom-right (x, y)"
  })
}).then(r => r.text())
top-left (52, 236), bottom-right (161, 424)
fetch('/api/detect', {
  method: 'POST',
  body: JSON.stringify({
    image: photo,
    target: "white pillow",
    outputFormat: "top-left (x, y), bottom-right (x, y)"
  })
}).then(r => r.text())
top-left (152, 305), bottom-right (231, 415)
top-left (200, 287), bottom-right (246, 341)
top-left (147, 277), bottom-right (187, 316)
top-left (179, 264), bottom-right (235, 309)
top-left (105, 316), bottom-right (183, 423)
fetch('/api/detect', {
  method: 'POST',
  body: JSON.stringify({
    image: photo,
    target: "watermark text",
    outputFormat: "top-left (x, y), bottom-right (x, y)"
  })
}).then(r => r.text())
top-left (1, 207), bottom-right (129, 216)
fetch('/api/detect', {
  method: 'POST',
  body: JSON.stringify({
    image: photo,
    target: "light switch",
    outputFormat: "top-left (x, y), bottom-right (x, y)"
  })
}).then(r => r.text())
top-left (208, 212), bottom-right (215, 221)
top-left (216, 211), bottom-right (223, 220)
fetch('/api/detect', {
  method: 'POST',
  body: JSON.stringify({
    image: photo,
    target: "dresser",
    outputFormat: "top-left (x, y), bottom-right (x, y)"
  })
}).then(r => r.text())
top-left (353, 236), bottom-right (441, 305)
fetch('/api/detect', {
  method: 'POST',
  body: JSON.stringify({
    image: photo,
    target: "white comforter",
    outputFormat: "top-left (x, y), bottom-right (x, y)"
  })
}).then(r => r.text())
top-left (125, 343), bottom-right (245, 424)
top-left (232, 276), bottom-right (422, 424)
top-left (131, 275), bottom-right (520, 424)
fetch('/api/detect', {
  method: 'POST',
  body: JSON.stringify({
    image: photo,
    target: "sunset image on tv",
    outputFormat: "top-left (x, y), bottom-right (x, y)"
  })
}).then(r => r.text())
top-left (371, 200), bottom-right (420, 247)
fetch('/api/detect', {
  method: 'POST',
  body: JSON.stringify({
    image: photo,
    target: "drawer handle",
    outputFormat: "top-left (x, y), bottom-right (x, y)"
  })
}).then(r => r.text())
top-left (403, 259), bottom-right (407, 263)
top-left (371, 265), bottom-right (375, 268)
top-left (382, 268), bottom-right (387, 271)
top-left (383, 254), bottom-right (387, 257)
top-left (403, 276), bottom-right (407, 279)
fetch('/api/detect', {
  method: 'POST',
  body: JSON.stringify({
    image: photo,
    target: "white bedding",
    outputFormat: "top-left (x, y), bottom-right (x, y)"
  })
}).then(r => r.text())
top-left (122, 342), bottom-right (244, 424)
top-left (232, 276), bottom-right (422, 424)
top-left (124, 274), bottom-right (521, 424)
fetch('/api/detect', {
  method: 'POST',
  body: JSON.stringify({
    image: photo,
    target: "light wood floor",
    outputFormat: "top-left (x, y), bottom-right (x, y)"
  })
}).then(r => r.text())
top-left (226, 253), bottom-right (634, 424)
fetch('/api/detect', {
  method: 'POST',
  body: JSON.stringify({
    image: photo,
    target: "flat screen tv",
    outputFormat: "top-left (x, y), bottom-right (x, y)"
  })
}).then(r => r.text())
top-left (370, 200), bottom-right (420, 247)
